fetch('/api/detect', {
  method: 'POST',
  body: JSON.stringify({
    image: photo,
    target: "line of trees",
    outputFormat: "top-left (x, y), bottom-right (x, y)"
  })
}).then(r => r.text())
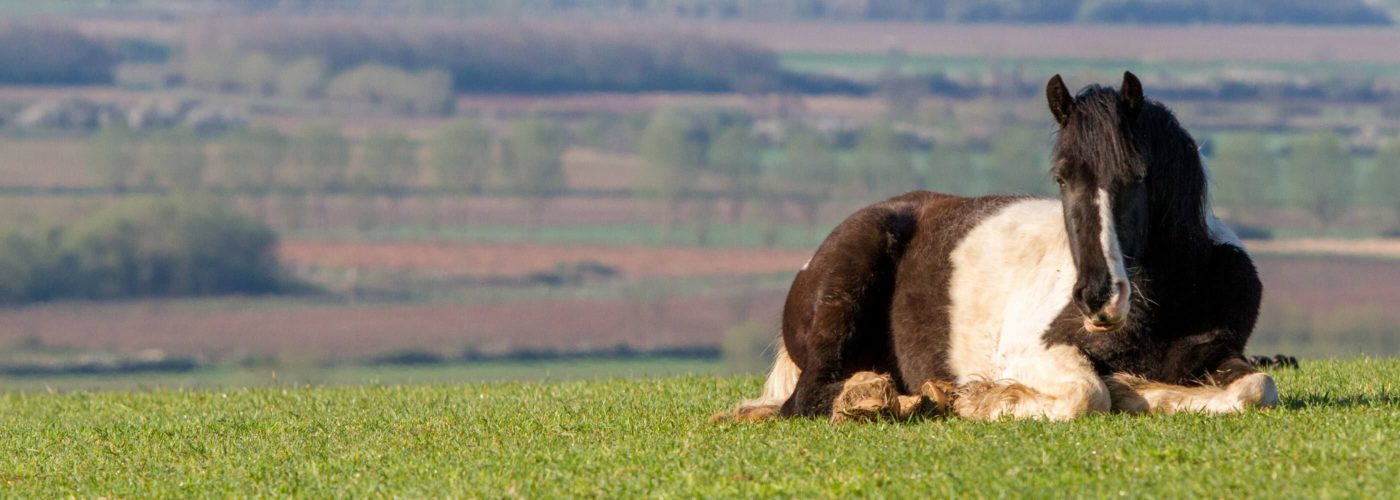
top-left (186, 53), bottom-right (456, 115)
top-left (1210, 131), bottom-right (1400, 230)
top-left (0, 23), bottom-right (115, 85)
top-left (179, 20), bottom-right (854, 96)
top-left (84, 116), bottom-right (567, 229)
top-left (635, 109), bottom-right (1056, 243)
top-left (81, 111), bottom-right (1400, 239)
top-left (78, 110), bottom-right (1060, 241)
top-left (209, 0), bottom-right (1392, 25)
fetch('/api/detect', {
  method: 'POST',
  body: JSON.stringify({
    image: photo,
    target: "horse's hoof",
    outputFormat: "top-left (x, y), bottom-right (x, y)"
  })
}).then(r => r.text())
top-left (831, 371), bottom-right (900, 423)
top-left (920, 380), bottom-right (956, 413)
top-left (1231, 372), bottom-right (1279, 409)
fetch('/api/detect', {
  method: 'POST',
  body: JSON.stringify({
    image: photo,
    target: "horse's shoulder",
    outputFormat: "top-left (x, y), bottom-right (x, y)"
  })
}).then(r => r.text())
top-left (1198, 240), bottom-right (1265, 308)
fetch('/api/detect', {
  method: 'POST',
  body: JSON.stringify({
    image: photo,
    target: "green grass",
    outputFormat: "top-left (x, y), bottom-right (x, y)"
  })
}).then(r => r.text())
top-left (1, 359), bottom-right (1397, 496)
top-left (0, 358), bottom-right (725, 393)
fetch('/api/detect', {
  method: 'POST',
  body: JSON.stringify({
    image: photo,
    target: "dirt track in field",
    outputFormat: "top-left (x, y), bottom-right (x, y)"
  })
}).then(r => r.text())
top-left (1245, 238), bottom-right (1400, 260)
top-left (279, 240), bottom-right (813, 278)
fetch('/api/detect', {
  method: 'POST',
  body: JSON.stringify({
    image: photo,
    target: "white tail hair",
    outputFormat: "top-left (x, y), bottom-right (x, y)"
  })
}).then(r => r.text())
top-left (738, 340), bottom-right (801, 411)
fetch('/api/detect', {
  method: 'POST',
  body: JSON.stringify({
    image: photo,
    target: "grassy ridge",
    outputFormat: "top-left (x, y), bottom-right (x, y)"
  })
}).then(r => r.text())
top-left (1, 359), bottom-right (1397, 496)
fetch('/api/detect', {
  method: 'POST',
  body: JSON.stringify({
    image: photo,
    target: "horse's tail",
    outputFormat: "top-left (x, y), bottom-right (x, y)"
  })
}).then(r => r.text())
top-left (714, 338), bottom-right (800, 422)
top-left (749, 342), bottom-right (800, 408)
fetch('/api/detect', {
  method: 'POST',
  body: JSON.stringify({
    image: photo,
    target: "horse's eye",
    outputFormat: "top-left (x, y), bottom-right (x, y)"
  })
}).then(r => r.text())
top-left (1054, 175), bottom-right (1067, 187)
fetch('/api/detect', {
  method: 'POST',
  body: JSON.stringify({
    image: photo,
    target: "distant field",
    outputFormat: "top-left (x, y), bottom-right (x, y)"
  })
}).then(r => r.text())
top-left (0, 278), bottom-right (789, 363)
top-left (279, 240), bottom-right (812, 279)
top-left (691, 21), bottom-right (1400, 64)
top-left (0, 248), bottom-right (1393, 363)
top-left (779, 51), bottom-right (1400, 81)
top-left (0, 357), bottom-right (723, 393)
top-left (0, 359), bottom-right (1394, 496)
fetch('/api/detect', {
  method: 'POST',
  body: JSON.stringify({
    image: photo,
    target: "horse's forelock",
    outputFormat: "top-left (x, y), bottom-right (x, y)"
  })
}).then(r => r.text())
top-left (1053, 85), bottom-right (1144, 182)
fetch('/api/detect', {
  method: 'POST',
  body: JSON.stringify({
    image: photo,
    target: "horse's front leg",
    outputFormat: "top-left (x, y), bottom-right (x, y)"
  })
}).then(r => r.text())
top-left (954, 344), bottom-right (1112, 421)
top-left (1106, 358), bottom-right (1279, 415)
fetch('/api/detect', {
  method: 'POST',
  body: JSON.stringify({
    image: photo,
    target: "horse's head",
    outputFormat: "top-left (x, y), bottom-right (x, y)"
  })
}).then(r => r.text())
top-left (1046, 71), bottom-right (1202, 333)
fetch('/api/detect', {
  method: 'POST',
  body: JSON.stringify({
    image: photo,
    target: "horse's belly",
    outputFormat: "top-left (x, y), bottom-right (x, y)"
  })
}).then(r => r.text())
top-left (945, 199), bottom-right (1078, 384)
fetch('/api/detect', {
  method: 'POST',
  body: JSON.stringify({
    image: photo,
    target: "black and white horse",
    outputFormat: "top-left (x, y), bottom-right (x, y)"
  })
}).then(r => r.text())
top-left (722, 72), bottom-right (1278, 422)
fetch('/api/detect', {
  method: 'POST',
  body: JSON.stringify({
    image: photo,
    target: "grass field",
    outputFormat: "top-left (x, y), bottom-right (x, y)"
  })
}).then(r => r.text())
top-left (0, 358), bottom-right (724, 393)
top-left (1, 359), bottom-right (1395, 496)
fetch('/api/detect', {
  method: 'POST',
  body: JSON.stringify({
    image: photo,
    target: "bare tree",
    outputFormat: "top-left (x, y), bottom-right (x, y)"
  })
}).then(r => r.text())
top-left (639, 109), bottom-right (707, 238)
top-left (147, 127), bottom-right (206, 192)
top-left (708, 123), bottom-right (762, 224)
top-left (85, 122), bottom-right (139, 194)
top-left (220, 126), bottom-right (288, 220)
top-left (500, 116), bottom-right (566, 233)
top-left (290, 125), bottom-right (350, 227)
top-left (361, 129), bottom-right (419, 226)
top-left (1287, 131), bottom-right (1356, 228)
top-left (429, 118), bottom-right (495, 227)
top-left (1211, 132), bottom-right (1277, 224)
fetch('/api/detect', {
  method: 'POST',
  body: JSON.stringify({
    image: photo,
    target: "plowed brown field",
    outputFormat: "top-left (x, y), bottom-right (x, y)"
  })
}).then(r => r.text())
top-left (0, 292), bottom-right (786, 362)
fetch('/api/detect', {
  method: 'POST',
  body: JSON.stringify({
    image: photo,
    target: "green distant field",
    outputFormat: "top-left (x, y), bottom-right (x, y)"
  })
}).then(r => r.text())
top-left (1, 359), bottom-right (1396, 496)
top-left (779, 52), bottom-right (1400, 81)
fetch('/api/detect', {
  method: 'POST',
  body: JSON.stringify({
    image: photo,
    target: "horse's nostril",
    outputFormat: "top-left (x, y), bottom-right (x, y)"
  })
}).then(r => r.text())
top-left (1078, 287), bottom-right (1108, 313)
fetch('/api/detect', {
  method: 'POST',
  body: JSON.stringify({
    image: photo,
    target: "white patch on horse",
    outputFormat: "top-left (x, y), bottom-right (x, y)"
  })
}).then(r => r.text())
top-left (1096, 188), bottom-right (1131, 318)
top-left (800, 257), bottom-right (812, 271)
top-left (947, 199), bottom-right (1110, 420)
top-left (1110, 372), bottom-right (1277, 415)
top-left (1200, 154), bottom-right (1246, 249)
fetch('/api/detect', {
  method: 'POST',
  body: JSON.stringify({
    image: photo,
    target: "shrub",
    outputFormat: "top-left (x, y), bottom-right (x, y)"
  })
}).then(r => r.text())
top-left (326, 64), bottom-right (454, 115)
top-left (0, 197), bottom-right (286, 304)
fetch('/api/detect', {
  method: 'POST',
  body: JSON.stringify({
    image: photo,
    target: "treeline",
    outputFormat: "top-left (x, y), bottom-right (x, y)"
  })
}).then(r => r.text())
top-left (181, 21), bottom-right (852, 96)
top-left (215, 0), bottom-right (1392, 25)
top-left (84, 119), bottom-right (563, 197)
top-left (79, 111), bottom-right (1400, 242)
top-left (631, 108), bottom-right (1059, 244)
top-left (0, 197), bottom-right (285, 304)
top-left (84, 117), bottom-right (569, 230)
top-left (79, 110), bottom-right (1057, 240)
top-left (0, 23), bottom-right (115, 85)
top-left (1209, 131), bottom-right (1400, 232)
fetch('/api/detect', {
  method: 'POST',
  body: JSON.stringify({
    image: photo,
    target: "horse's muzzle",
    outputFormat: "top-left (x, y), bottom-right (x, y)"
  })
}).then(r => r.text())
top-left (1083, 281), bottom-right (1130, 333)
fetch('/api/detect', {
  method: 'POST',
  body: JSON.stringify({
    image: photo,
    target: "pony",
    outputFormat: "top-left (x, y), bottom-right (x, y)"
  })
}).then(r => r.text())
top-left (720, 72), bottom-right (1278, 422)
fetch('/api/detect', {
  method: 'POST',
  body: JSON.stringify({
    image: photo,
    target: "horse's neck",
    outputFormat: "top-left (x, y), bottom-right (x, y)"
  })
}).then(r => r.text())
top-left (1138, 203), bottom-right (1216, 296)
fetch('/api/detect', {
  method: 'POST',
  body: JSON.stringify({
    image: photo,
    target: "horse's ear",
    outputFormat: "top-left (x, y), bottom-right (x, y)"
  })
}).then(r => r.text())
top-left (1046, 74), bottom-right (1073, 126)
top-left (1119, 71), bottom-right (1144, 119)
